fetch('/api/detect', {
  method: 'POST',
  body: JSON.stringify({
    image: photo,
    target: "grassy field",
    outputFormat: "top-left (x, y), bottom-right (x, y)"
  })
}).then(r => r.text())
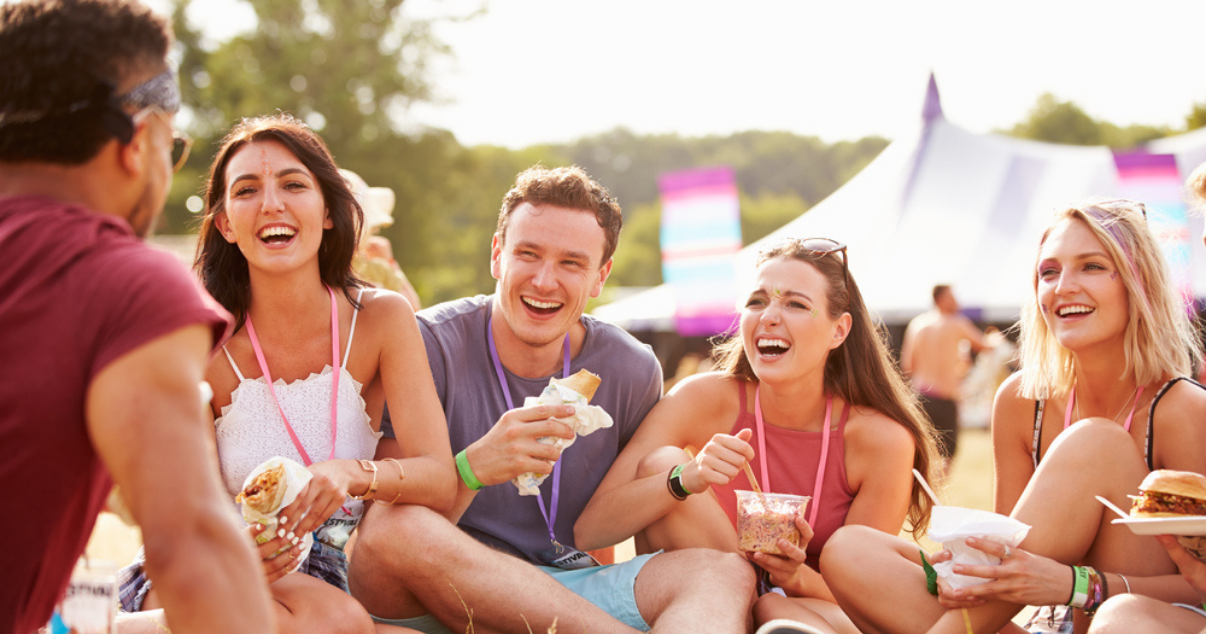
top-left (86, 429), bottom-right (998, 565)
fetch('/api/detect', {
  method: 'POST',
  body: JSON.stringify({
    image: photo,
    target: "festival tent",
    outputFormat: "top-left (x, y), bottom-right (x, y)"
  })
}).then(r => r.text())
top-left (593, 74), bottom-right (1206, 331)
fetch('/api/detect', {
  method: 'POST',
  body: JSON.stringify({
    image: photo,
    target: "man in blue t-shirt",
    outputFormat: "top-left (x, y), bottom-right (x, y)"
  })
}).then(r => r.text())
top-left (352, 166), bottom-right (754, 633)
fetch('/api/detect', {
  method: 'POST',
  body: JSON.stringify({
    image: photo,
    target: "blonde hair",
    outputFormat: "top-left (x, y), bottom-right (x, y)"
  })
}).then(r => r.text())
top-left (1017, 199), bottom-right (1201, 399)
top-left (714, 238), bottom-right (941, 536)
top-left (1188, 162), bottom-right (1206, 212)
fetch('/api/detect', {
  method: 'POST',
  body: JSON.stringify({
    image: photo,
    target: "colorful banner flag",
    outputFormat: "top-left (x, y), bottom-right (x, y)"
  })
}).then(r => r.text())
top-left (1112, 152), bottom-right (1192, 305)
top-left (659, 166), bottom-right (743, 336)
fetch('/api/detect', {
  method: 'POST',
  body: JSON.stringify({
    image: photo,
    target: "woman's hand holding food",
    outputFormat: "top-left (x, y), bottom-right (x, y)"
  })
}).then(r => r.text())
top-left (749, 515), bottom-right (815, 596)
top-left (277, 460), bottom-right (361, 536)
top-left (246, 522), bottom-right (304, 584)
top-left (934, 537), bottom-right (1072, 608)
top-left (681, 428), bottom-right (756, 494)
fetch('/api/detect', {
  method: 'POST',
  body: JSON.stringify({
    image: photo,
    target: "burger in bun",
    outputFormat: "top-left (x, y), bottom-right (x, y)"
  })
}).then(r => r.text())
top-left (1129, 470), bottom-right (1206, 518)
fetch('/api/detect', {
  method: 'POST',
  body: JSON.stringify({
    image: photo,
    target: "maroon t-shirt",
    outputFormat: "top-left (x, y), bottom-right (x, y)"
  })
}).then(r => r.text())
top-left (0, 196), bottom-right (231, 634)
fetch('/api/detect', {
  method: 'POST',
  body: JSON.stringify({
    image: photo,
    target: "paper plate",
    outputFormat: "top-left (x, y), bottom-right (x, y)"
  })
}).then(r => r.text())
top-left (1112, 516), bottom-right (1206, 536)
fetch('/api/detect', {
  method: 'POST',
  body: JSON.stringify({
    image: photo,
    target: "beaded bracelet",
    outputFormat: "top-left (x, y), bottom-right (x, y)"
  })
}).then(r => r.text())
top-left (1083, 567), bottom-right (1108, 617)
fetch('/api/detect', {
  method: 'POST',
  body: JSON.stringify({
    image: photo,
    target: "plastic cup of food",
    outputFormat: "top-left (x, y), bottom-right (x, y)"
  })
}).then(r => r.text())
top-left (736, 490), bottom-right (810, 555)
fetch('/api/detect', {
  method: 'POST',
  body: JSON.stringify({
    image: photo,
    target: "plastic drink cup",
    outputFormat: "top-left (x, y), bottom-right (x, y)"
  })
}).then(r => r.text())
top-left (736, 491), bottom-right (810, 555)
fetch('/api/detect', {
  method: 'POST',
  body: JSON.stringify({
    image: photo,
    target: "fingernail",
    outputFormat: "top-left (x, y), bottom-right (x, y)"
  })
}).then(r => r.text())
top-left (277, 528), bottom-right (286, 538)
top-left (279, 515), bottom-right (288, 524)
top-left (292, 536), bottom-right (300, 545)
top-left (286, 531), bottom-right (295, 541)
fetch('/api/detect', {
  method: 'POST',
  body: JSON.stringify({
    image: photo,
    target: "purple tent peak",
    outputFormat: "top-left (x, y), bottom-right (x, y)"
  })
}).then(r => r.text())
top-left (922, 72), bottom-right (944, 123)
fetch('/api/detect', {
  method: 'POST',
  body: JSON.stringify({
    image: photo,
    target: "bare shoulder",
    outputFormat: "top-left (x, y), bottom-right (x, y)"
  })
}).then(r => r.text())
top-left (666, 372), bottom-right (741, 414)
top-left (1152, 378), bottom-right (1206, 433)
top-left (992, 372), bottom-right (1030, 421)
top-left (649, 372), bottom-right (743, 437)
top-left (844, 405), bottom-right (915, 454)
top-left (355, 286), bottom-right (417, 321)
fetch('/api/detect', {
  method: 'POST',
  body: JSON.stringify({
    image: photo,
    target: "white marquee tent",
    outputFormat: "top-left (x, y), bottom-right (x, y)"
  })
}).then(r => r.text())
top-left (593, 75), bottom-right (1206, 331)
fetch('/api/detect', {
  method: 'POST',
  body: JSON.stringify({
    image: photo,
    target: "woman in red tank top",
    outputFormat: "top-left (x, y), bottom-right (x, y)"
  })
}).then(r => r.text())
top-left (577, 238), bottom-right (941, 634)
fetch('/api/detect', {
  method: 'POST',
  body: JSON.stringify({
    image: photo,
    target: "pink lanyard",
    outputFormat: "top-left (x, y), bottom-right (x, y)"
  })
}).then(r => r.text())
top-left (753, 385), bottom-right (829, 527)
top-left (244, 286), bottom-right (340, 466)
top-left (1062, 385), bottom-right (1145, 432)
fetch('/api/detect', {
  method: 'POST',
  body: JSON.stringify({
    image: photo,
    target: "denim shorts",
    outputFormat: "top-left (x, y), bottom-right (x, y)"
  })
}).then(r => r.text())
top-left (370, 553), bottom-right (655, 633)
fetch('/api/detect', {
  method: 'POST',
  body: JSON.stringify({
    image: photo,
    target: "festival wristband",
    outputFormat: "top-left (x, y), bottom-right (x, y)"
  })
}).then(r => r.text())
top-left (667, 463), bottom-right (691, 500)
top-left (920, 550), bottom-right (938, 596)
top-left (456, 449), bottom-right (484, 491)
top-left (1068, 565), bottom-right (1091, 608)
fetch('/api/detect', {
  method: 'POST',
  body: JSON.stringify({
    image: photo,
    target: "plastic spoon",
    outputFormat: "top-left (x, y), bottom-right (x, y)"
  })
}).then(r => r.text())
top-left (913, 468), bottom-right (941, 506)
top-left (1095, 495), bottom-right (1129, 520)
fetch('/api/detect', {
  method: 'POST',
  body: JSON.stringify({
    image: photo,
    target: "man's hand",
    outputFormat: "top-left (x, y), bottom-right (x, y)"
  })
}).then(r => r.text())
top-left (1157, 534), bottom-right (1206, 603)
top-left (464, 403), bottom-right (577, 487)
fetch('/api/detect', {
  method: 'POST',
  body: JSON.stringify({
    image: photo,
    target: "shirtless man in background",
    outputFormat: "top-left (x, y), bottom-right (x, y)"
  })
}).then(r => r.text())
top-left (900, 285), bottom-right (995, 473)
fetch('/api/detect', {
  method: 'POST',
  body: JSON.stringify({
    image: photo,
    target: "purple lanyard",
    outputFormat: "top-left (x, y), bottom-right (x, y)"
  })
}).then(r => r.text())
top-left (487, 316), bottom-right (571, 547)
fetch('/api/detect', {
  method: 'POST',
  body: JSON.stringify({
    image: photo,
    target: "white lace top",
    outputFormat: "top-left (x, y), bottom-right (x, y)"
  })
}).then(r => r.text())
top-left (215, 294), bottom-right (382, 548)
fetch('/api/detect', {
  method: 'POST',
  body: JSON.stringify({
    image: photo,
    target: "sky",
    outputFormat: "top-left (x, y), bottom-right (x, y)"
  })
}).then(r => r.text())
top-left (135, 0), bottom-right (1206, 148)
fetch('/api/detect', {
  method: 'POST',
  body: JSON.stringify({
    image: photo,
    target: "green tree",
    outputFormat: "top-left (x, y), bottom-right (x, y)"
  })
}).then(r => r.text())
top-left (1188, 103), bottom-right (1206, 131)
top-left (1006, 93), bottom-right (1102, 146)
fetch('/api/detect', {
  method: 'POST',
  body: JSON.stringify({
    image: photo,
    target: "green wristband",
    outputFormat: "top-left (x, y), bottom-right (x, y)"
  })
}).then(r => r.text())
top-left (456, 449), bottom-right (484, 491)
top-left (920, 550), bottom-right (938, 596)
top-left (1068, 565), bottom-right (1091, 608)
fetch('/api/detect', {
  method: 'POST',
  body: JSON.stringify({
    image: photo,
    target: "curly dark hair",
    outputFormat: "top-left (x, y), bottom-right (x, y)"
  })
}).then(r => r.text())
top-left (497, 165), bottom-right (623, 264)
top-left (195, 113), bottom-right (364, 332)
top-left (0, 0), bottom-right (171, 164)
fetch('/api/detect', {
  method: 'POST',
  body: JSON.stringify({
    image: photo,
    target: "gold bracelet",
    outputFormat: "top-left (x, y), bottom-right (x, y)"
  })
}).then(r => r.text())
top-left (381, 457), bottom-right (405, 504)
top-left (350, 459), bottom-right (378, 500)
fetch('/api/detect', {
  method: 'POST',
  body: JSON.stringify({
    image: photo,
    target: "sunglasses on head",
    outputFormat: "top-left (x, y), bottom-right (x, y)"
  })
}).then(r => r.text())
top-left (771, 237), bottom-right (849, 289)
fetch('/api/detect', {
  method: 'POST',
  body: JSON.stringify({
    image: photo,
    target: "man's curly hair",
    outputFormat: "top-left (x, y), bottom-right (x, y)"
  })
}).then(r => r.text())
top-left (0, 0), bottom-right (171, 164)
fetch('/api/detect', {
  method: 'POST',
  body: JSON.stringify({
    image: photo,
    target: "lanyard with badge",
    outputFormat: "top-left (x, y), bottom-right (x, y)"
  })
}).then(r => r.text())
top-left (487, 316), bottom-right (599, 570)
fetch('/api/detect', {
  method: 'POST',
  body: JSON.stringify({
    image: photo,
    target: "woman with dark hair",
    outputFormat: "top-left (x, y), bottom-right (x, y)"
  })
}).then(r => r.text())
top-left (822, 199), bottom-right (1206, 634)
top-left (117, 113), bottom-right (455, 634)
top-left (576, 237), bottom-right (940, 634)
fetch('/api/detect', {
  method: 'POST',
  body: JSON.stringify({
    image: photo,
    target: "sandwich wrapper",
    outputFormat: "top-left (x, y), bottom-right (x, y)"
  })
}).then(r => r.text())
top-left (513, 373), bottom-right (613, 496)
top-left (926, 506), bottom-right (1031, 589)
top-left (238, 456), bottom-right (315, 571)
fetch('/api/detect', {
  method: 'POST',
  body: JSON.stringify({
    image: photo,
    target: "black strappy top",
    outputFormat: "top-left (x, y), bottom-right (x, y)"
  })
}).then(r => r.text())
top-left (1031, 377), bottom-right (1206, 470)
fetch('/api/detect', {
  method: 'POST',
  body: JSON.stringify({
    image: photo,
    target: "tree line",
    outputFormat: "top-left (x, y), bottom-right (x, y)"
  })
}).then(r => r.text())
top-left (157, 0), bottom-right (1206, 306)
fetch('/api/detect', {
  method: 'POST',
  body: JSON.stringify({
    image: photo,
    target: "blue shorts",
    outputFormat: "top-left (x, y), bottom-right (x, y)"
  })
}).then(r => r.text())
top-left (371, 553), bottom-right (655, 633)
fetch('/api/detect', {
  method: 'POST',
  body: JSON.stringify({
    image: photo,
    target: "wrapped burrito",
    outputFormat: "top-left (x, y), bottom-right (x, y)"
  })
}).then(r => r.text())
top-left (513, 370), bottom-right (613, 496)
top-left (237, 456), bottom-right (314, 570)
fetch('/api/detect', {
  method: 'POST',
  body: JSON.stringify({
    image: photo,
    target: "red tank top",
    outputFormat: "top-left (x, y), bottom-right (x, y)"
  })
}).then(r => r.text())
top-left (714, 382), bottom-right (856, 568)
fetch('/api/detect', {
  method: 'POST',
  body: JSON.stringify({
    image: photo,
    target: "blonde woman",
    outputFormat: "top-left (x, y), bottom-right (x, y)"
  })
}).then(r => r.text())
top-left (823, 199), bottom-right (1206, 634)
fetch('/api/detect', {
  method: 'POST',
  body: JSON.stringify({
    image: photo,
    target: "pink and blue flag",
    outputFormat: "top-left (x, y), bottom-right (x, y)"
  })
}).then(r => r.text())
top-left (659, 166), bottom-right (743, 336)
top-left (1112, 152), bottom-right (1191, 304)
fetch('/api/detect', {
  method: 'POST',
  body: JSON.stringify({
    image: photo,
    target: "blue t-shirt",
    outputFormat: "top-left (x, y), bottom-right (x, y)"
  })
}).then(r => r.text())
top-left (384, 294), bottom-right (662, 563)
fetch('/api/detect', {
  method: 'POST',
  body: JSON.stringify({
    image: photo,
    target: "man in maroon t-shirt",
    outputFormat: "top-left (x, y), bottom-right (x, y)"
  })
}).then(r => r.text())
top-left (0, 2), bottom-right (273, 633)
